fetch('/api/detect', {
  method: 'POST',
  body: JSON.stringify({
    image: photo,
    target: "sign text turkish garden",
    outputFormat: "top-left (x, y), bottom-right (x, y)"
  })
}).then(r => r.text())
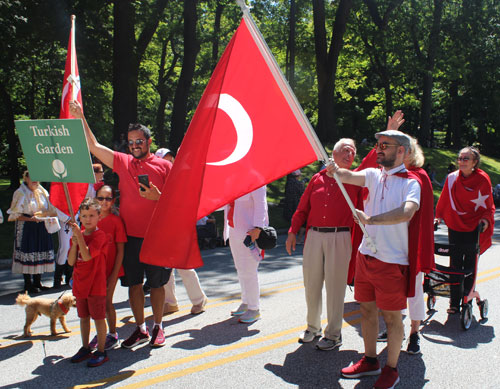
top-left (15, 119), bottom-right (95, 183)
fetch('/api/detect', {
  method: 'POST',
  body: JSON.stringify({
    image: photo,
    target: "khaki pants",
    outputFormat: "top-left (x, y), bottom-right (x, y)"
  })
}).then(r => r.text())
top-left (302, 229), bottom-right (351, 340)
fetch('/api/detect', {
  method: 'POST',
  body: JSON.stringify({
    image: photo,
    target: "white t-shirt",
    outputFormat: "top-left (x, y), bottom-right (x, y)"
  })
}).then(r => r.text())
top-left (359, 164), bottom-right (421, 265)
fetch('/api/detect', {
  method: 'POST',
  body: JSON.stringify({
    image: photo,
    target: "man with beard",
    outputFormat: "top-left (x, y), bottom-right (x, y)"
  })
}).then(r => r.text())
top-left (69, 101), bottom-right (172, 349)
top-left (328, 130), bottom-right (421, 389)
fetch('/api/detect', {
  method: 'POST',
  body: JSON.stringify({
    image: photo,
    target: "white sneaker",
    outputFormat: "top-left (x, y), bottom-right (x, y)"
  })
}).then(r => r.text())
top-left (231, 303), bottom-right (248, 316)
top-left (298, 330), bottom-right (321, 343)
top-left (238, 309), bottom-right (260, 323)
top-left (316, 336), bottom-right (342, 350)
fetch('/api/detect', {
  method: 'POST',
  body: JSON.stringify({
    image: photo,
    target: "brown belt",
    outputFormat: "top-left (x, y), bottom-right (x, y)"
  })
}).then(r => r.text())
top-left (311, 226), bottom-right (350, 233)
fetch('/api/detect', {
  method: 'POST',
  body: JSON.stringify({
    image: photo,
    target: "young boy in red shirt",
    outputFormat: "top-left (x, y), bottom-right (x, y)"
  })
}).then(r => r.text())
top-left (68, 198), bottom-right (109, 367)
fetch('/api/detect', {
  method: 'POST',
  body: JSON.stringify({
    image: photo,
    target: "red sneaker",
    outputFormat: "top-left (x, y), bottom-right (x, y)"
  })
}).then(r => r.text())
top-left (150, 325), bottom-right (166, 348)
top-left (341, 356), bottom-right (381, 378)
top-left (373, 366), bottom-right (400, 389)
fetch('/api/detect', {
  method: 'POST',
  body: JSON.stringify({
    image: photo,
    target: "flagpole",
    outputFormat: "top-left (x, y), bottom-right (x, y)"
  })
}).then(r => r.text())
top-left (235, 0), bottom-right (376, 253)
top-left (70, 15), bottom-right (77, 101)
top-left (64, 14), bottom-right (77, 223)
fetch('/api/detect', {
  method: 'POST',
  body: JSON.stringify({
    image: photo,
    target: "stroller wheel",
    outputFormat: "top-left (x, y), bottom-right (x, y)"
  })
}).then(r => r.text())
top-left (427, 295), bottom-right (436, 311)
top-left (460, 303), bottom-right (473, 330)
top-left (478, 299), bottom-right (489, 320)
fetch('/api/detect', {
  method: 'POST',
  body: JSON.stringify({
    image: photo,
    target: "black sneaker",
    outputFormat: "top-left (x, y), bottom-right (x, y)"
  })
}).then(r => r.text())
top-left (70, 347), bottom-right (92, 363)
top-left (407, 332), bottom-right (421, 354)
top-left (87, 350), bottom-right (109, 367)
top-left (121, 327), bottom-right (150, 349)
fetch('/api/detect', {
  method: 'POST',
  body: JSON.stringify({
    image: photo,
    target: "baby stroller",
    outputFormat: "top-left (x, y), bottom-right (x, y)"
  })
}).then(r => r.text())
top-left (424, 223), bottom-right (488, 330)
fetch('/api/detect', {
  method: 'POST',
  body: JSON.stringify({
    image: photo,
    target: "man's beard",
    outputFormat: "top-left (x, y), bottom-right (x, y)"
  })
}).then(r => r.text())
top-left (132, 148), bottom-right (148, 159)
top-left (377, 153), bottom-right (397, 168)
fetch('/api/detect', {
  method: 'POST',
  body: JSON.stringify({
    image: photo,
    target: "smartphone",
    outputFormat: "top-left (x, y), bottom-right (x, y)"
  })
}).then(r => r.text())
top-left (138, 174), bottom-right (150, 191)
top-left (243, 235), bottom-right (252, 247)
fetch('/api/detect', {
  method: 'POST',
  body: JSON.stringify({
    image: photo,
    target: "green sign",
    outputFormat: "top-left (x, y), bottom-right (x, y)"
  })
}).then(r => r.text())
top-left (15, 119), bottom-right (95, 183)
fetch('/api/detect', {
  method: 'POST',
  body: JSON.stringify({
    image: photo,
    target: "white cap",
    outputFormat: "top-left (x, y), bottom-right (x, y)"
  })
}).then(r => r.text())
top-left (155, 148), bottom-right (171, 159)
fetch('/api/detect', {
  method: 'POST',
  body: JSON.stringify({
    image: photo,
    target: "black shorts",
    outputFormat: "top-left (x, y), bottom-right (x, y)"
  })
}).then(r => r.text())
top-left (120, 236), bottom-right (171, 288)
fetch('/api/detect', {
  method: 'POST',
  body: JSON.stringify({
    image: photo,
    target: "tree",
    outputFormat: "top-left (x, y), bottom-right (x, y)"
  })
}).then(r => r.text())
top-left (112, 0), bottom-right (168, 141)
top-left (169, 0), bottom-right (200, 152)
top-left (409, 0), bottom-right (445, 146)
top-left (312, 0), bottom-right (353, 142)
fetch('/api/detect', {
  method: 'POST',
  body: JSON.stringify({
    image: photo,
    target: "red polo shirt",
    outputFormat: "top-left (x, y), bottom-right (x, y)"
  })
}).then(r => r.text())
top-left (113, 152), bottom-right (172, 238)
top-left (289, 170), bottom-right (361, 234)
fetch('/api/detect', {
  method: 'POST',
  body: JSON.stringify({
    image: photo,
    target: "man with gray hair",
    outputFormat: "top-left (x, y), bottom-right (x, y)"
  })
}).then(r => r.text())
top-left (286, 138), bottom-right (367, 350)
top-left (328, 129), bottom-right (421, 389)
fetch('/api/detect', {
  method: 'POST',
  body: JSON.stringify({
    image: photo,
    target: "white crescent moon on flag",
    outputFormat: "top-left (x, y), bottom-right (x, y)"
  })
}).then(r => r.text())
top-left (206, 93), bottom-right (253, 166)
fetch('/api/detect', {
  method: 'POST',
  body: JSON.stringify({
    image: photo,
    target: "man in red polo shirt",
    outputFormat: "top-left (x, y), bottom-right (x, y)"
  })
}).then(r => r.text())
top-left (69, 101), bottom-right (172, 349)
top-left (286, 138), bottom-right (361, 351)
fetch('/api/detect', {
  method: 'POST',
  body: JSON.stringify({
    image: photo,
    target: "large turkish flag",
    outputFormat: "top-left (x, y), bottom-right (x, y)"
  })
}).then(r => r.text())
top-left (140, 16), bottom-right (322, 268)
top-left (50, 16), bottom-right (88, 217)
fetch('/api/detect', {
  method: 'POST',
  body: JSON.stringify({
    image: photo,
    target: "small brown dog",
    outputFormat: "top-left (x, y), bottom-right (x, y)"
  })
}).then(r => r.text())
top-left (16, 292), bottom-right (76, 337)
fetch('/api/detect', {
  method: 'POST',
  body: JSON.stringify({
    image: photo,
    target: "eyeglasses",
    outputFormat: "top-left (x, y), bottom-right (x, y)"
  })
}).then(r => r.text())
top-left (96, 197), bottom-right (113, 202)
top-left (128, 139), bottom-right (146, 146)
top-left (457, 156), bottom-right (470, 162)
top-left (375, 142), bottom-right (400, 150)
top-left (93, 169), bottom-right (103, 173)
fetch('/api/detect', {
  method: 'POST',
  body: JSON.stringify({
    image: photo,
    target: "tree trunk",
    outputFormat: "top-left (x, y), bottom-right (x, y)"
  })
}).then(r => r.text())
top-left (448, 79), bottom-right (459, 148)
top-left (211, 0), bottom-right (225, 70)
top-left (0, 82), bottom-right (20, 189)
top-left (418, 0), bottom-right (444, 147)
top-left (286, 0), bottom-right (297, 90)
top-left (112, 0), bottom-right (138, 140)
top-left (312, 0), bottom-right (352, 142)
top-left (155, 37), bottom-right (180, 146)
top-left (112, 0), bottom-right (168, 141)
top-left (169, 0), bottom-right (200, 152)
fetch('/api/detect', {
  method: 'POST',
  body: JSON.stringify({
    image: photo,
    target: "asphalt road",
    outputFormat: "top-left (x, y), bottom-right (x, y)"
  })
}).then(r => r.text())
top-left (0, 216), bottom-right (499, 389)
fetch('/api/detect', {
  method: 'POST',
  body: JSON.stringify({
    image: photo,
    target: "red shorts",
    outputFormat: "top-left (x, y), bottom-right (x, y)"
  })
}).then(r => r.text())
top-left (76, 295), bottom-right (106, 320)
top-left (354, 252), bottom-right (409, 311)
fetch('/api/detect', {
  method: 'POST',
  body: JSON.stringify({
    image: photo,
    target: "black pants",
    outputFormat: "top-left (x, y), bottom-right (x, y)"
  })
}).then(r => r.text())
top-left (448, 228), bottom-right (479, 308)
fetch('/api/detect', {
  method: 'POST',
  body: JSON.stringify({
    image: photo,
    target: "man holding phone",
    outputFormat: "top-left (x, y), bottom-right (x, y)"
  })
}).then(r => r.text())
top-left (69, 101), bottom-right (172, 349)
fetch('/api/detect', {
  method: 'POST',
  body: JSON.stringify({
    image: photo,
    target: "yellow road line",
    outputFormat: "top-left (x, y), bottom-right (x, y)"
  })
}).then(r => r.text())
top-left (1, 281), bottom-right (304, 346)
top-left (74, 270), bottom-right (500, 388)
top-left (73, 315), bottom-right (361, 389)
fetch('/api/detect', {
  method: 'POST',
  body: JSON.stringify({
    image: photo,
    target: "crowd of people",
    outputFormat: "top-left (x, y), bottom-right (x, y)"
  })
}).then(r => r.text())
top-left (6, 106), bottom-right (495, 386)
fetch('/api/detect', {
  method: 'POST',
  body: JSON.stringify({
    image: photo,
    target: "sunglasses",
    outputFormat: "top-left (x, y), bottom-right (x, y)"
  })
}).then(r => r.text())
top-left (128, 139), bottom-right (146, 146)
top-left (375, 142), bottom-right (400, 150)
top-left (93, 169), bottom-right (103, 173)
top-left (457, 156), bottom-right (470, 162)
top-left (96, 196), bottom-right (113, 202)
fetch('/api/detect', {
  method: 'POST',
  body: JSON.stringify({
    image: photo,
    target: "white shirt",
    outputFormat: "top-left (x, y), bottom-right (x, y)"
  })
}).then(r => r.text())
top-left (359, 164), bottom-right (421, 265)
top-left (223, 186), bottom-right (269, 241)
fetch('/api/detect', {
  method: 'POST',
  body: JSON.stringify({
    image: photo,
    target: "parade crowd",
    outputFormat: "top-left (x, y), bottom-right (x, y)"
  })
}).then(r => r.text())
top-left (6, 106), bottom-right (495, 388)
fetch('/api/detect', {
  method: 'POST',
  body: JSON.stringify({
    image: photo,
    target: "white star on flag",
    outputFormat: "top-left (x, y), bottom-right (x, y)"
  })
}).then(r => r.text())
top-left (470, 190), bottom-right (489, 211)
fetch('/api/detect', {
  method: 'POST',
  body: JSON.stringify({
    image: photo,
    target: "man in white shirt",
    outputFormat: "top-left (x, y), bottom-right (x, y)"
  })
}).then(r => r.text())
top-left (328, 130), bottom-right (421, 389)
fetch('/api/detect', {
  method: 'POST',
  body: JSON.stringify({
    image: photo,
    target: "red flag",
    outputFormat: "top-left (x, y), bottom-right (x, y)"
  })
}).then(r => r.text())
top-left (50, 15), bottom-right (88, 217)
top-left (140, 16), bottom-right (323, 268)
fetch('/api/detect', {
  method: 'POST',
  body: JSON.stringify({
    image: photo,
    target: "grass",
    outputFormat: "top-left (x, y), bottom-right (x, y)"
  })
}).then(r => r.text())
top-left (2, 144), bottom-right (500, 258)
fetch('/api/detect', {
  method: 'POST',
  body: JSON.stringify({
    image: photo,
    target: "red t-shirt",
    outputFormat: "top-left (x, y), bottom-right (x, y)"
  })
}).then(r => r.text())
top-left (113, 152), bottom-right (172, 237)
top-left (72, 229), bottom-right (108, 298)
top-left (98, 213), bottom-right (128, 279)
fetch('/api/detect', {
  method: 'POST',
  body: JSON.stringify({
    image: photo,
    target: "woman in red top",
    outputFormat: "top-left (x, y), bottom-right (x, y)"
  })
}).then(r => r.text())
top-left (87, 185), bottom-right (127, 351)
top-left (435, 146), bottom-right (495, 313)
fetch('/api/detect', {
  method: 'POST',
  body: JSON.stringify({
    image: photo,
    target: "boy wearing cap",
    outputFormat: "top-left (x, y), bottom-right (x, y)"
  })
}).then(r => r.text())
top-left (328, 129), bottom-right (421, 389)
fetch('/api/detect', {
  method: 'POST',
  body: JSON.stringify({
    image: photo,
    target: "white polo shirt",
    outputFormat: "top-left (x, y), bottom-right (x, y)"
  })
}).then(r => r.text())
top-left (359, 164), bottom-right (421, 265)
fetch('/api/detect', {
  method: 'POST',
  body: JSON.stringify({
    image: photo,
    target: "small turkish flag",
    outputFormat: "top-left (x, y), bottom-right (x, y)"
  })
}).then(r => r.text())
top-left (140, 16), bottom-right (322, 268)
top-left (50, 16), bottom-right (88, 217)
